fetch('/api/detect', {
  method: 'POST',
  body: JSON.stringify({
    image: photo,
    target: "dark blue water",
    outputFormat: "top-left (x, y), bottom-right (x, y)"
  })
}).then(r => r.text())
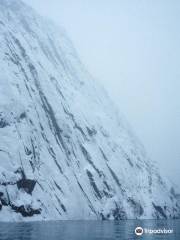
top-left (0, 219), bottom-right (179, 240)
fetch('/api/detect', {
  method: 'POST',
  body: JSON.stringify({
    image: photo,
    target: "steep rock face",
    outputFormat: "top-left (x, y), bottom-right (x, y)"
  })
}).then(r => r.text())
top-left (0, 0), bottom-right (179, 221)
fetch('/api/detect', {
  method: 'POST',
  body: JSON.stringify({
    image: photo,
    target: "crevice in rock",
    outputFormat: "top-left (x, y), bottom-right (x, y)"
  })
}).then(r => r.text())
top-left (86, 170), bottom-right (102, 200)
top-left (80, 145), bottom-right (101, 177)
top-left (152, 202), bottom-right (167, 219)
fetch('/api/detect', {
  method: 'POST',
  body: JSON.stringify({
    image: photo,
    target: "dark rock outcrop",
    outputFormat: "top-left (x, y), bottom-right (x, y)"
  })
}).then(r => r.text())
top-left (17, 179), bottom-right (36, 194)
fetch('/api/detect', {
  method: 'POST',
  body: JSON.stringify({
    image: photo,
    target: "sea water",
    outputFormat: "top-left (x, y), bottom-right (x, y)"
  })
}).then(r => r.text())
top-left (0, 219), bottom-right (179, 240)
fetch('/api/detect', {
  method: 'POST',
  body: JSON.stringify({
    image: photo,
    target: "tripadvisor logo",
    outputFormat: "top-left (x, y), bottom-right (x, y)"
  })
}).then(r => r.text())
top-left (135, 227), bottom-right (144, 236)
top-left (135, 226), bottom-right (174, 236)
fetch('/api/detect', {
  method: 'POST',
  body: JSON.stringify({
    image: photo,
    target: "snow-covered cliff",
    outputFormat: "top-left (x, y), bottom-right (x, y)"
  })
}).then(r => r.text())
top-left (0, 0), bottom-right (179, 221)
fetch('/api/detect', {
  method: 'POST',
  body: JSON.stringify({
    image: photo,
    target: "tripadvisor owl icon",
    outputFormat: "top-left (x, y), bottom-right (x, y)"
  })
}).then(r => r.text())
top-left (135, 227), bottom-right (144, 236)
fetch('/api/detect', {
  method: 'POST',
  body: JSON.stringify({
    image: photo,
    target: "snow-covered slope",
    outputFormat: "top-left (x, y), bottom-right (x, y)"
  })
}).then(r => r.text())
top-left (0, 0), bottom-right (179, 221)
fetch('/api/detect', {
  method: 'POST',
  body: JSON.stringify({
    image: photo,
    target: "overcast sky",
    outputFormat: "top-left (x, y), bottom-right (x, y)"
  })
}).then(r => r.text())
top-left (23, 0), bottom-right (180, 186)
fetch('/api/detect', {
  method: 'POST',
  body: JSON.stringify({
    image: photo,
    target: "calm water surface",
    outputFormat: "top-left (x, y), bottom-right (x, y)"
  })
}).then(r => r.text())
top-left (0, 219), bottom-right (179, 240)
